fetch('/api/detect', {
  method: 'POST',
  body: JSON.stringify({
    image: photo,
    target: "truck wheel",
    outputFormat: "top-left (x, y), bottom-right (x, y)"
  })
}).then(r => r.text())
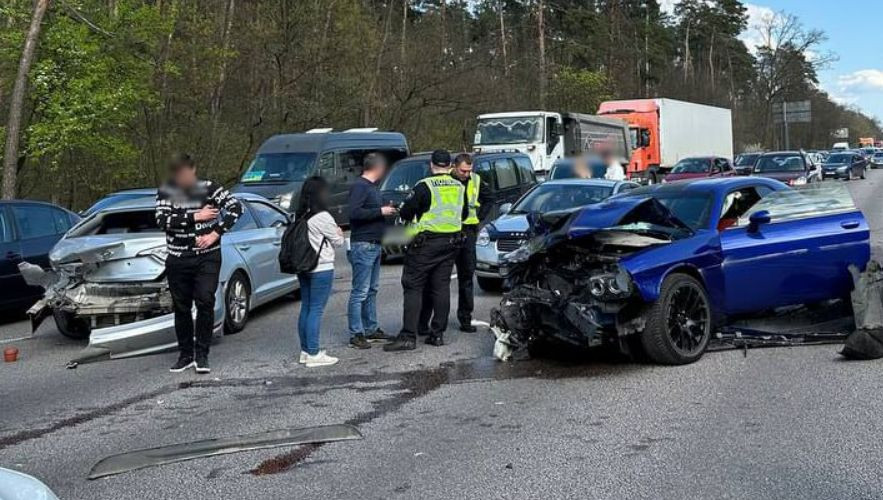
top-left (224, 272), bottom-right (251, 335)
top-left (640, 273), bottom-right (711, 365)
top-left (53, 310), bottom-right (91, 340)
top-left (477, 277), bottom-right (503, 292)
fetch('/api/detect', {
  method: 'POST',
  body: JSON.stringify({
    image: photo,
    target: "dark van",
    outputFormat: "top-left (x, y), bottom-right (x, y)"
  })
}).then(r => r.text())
top-left (232, 129), bottom-right (409, 224)
top-left (380, 151), bottom-right (538, 257)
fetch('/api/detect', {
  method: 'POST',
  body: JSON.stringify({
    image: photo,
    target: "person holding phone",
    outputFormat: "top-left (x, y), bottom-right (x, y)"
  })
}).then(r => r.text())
top-left (346, 153), bottom-right (397, 349)
top-left (155, 153), bottom-right (242, 374)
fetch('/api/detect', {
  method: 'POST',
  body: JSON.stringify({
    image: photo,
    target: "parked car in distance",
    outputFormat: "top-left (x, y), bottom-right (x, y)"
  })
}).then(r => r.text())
top-left (0, 200), bottom-right (80, 312)
top-left (662, 156), bottom-right (735, 183)
top-left (232, 129), bottom-right (409, 224)
top-left (752, 151), bottom-right (820, 186)
top-left (822, 152), bottom-right (867, 180)
top-left (733, 152), bottom-right (762, 175)
top-left (548, 156), bottom-right (607, 180)
top-left (81, 188), bottom-right (155, 217)
top-left (494, 178), bottom-right (869, 365)
top-left (475, 179), bottom-right (638, 290)
top-left (869, 151), bottom-right (883, 169)
top-left (22, 192), bottom-right (297, 360)
top-left (381, 151), bottom-right (538, 258)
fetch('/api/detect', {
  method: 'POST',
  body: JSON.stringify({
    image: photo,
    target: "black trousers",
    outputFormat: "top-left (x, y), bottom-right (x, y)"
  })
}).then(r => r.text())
top-left (166, 251), bottom-right (221, 359)
top-left (456, 225), bottom-right (478, 326)
top-left (402, 234), bottom-right (460, 340)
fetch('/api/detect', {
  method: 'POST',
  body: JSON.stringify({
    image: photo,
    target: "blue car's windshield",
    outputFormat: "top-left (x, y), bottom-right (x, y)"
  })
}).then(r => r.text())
top-left (510, 184), bottom-right (614, 214)
top-left (622, 191), bottom-right (714, 231)
top-left (240, 152), bottom-right (317, 183)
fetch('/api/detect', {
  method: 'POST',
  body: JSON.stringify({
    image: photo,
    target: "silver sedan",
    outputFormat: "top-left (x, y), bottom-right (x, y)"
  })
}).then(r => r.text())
top-left (22, 192), bottom-right (298, 362)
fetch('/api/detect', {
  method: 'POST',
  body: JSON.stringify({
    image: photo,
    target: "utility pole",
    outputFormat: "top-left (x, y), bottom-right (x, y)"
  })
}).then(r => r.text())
top-left (783, 101), bottom-right (790, 150)
top-left (537, 0), bottom-right (546, 108)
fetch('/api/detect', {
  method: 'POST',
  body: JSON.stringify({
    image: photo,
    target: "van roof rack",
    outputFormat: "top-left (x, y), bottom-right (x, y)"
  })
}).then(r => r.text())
top-left (343, 127), bottom-right (379, 133)
top-left (305, 128), bottom-right (333, 134)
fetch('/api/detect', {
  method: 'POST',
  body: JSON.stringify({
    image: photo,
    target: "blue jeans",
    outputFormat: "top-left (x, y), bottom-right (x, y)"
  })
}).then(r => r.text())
top-left (347, 241), bottom-right (381, 337)
top-left (297, 270), bottom-right (334, 355)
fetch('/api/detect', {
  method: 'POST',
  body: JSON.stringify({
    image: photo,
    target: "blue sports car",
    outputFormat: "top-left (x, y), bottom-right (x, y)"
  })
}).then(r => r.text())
top-left (492, 177), bottom-right (870, 364)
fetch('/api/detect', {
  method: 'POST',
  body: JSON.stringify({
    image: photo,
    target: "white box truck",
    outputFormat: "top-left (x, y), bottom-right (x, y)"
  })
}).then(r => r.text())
top-left (597, 98), bottom-right (734, 183)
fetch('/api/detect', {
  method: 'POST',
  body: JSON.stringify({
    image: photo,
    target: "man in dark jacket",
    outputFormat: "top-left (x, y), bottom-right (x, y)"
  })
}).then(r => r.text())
top-left (347, 153), bottom-right (397, 349)
top-left (155, 154), bottom-right (242, 374)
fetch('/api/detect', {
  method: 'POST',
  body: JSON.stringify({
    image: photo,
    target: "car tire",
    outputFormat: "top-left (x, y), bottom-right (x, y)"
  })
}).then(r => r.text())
top-left (640, 273), bottom-right (711, 365)
top-left (53, 309), bottom-right (91, 340)
top-left (224, 271), bottom-right (251, 335)
top-left (477, 276), bottom-right (503, 292)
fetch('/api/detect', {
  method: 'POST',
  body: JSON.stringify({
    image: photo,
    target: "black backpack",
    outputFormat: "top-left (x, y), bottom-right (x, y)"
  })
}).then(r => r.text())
top-left (279, 213), bottom-right (327, 274)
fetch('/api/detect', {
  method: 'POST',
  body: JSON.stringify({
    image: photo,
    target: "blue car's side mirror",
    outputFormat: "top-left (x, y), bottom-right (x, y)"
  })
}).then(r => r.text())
top-left (747, 210), bottom-right (771, 233)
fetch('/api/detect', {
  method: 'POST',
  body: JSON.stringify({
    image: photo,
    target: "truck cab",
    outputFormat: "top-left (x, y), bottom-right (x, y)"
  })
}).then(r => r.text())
top-left (473, 112), bottom-right (563, 175)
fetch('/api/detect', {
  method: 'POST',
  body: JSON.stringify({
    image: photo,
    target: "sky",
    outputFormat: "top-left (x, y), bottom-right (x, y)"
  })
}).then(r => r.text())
top-left (661, 0), bottom-right (883, 122)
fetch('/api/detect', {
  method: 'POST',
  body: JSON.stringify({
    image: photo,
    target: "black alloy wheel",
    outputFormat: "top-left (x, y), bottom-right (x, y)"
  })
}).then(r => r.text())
top-left (641, 273), bottom-right (711, 365)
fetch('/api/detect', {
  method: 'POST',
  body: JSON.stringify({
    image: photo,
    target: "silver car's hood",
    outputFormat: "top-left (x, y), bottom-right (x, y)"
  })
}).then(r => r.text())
top-left (50, 233), bottom-right (167, 282)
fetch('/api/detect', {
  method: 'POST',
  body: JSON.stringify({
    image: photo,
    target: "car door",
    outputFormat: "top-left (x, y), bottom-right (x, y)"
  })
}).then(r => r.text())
top-left (718, 184), bottom-right (869, 314)
top-left (10, 203), bottom-right (70, 305)
top-left (492, 157), bottom-right (523, 209)
top-left (0, 205), bottom-right (24, 309)
top-left (246, 200), bottom-right (297, 303)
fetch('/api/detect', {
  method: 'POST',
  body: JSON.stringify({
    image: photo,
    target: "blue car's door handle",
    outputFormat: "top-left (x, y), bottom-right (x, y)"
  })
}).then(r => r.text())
top-left (841, 220), bottom-right (860, 229)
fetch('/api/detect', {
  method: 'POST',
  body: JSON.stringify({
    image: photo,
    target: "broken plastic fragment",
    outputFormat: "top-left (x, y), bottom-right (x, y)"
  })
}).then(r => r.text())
top-left (88, 424), bottom-right (363, 479)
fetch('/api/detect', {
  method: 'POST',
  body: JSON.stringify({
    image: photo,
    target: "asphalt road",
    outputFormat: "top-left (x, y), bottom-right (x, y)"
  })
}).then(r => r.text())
top-left (3, 172), bottom-right (883, 499)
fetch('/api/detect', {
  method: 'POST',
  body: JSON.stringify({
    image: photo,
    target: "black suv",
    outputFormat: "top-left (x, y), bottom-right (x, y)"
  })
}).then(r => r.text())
top-left (381, 151), bottom-right (538, 257)
top-left (0, 200), bottom-right (80, 312)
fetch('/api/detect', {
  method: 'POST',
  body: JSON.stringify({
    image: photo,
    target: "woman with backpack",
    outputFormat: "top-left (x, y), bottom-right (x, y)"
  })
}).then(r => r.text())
top-left (292, 176), bottom-right (345, 367)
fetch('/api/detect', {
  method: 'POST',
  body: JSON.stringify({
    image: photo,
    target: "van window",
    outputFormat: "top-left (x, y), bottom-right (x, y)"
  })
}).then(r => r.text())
top-left (13, 205), bottom-right (67, 239)
top-left (0, 210), bottom-right (11, 242)
top-left (513, 157), bottom-right (535, 184)
top-left (241, 152), bottom-right (317, 183)
top-left (494, 159), bottom-right (518, 189)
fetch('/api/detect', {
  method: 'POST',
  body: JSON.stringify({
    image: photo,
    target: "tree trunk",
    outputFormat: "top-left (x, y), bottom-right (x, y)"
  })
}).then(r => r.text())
top-left (208, 0), bottom-right (236, 170)
top-left (498, 0), bottom-right (508, 76)
top-left (537, 0), bottom-right (546, 108)
top-left (2, 0), bottom-right (51, 200)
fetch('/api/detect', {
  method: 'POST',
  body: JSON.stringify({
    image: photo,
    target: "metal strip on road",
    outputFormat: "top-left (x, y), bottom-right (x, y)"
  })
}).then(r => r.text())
top-left (88, 424), bottom-right (362, 479)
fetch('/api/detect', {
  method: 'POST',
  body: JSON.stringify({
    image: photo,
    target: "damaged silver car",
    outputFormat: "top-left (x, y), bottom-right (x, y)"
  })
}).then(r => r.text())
top-left (492, 178), bottom-right (870, 364)
top-left (21, 192), bottom-right (298, 361)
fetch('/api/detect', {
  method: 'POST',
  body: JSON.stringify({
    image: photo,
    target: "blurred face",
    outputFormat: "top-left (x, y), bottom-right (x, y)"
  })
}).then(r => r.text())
top-left (366, 160), bottom-right (387, 180)
top-left (172, 165), bottom-right (197, 187)
top-left (453, 161), bottom-right (473, 181)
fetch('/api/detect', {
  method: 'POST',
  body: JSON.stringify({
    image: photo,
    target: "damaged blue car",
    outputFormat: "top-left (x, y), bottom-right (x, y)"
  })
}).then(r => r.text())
top-left (492, 177), bottom-right (870, 364)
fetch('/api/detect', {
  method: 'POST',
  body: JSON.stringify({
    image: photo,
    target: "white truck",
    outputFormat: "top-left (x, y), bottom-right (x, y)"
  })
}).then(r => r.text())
top-left (472, 111), bottom-right (631, 174)
top-left (597, 98), bottom-right (734, 183)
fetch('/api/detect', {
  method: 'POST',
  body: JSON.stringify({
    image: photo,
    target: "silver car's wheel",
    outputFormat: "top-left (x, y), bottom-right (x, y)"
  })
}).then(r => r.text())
top-left (224, 272), bottom-right (251, 335)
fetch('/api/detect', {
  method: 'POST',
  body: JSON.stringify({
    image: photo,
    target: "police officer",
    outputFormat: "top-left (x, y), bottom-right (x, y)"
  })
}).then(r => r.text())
top-left (451, 153), bottom-right (491, 332)
top-left (385, 150), bottom-right (467, 351)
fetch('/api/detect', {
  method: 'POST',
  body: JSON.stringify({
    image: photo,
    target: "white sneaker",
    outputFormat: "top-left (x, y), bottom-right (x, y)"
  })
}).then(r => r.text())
top-left (298, 351), bottom-right (308, 364)
top-left (304, 351), bottom-right (339, 368)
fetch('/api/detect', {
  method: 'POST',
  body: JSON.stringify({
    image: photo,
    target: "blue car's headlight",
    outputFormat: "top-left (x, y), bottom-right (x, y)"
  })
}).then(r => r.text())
top-left (589, 266), bottom-right (634, 299)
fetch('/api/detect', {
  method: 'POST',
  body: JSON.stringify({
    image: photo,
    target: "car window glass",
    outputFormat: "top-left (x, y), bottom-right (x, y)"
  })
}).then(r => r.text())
top-left (13, 205), bottom-right (60, 239)
top-left (249, 201), bottom-right (288, 227)
top-left (494, 159), bottom-right (518, 189)
top-left (737, 183), bottom-right (856, 226)
top-left (231, 206), bottom-right (258, 231)
top-left (618, 183), bottom-right (639, 192)
top-left (720, 188), bottom-right (762, 230)
top-left (52, 208), bottom-right (73, 234)
top-left (317, 152), bottom-right (336, 176)
top-left (513, 157), bottom-right (535, 184)
top-left (0, 210), bottom-right (11, 242)
top-left (380, 159), bottom-right (429, 192)
top-left (474, 161), bottom-right (495, 191)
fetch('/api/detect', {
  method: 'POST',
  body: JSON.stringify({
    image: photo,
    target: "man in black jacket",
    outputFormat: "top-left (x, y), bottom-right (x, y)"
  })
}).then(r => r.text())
top-left (155, 154), bottom-right (242, 374)
top-left (347, 153), bottom-right (397, 349)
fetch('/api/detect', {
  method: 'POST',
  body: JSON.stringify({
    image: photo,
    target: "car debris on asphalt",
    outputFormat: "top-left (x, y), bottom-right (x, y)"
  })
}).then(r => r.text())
top-left (88, 424), bottom-right (363, 479)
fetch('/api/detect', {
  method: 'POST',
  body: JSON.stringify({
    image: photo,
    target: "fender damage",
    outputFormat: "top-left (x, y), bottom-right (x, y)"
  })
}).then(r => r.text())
top-left (490, 197), bottom-right (689, 360)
